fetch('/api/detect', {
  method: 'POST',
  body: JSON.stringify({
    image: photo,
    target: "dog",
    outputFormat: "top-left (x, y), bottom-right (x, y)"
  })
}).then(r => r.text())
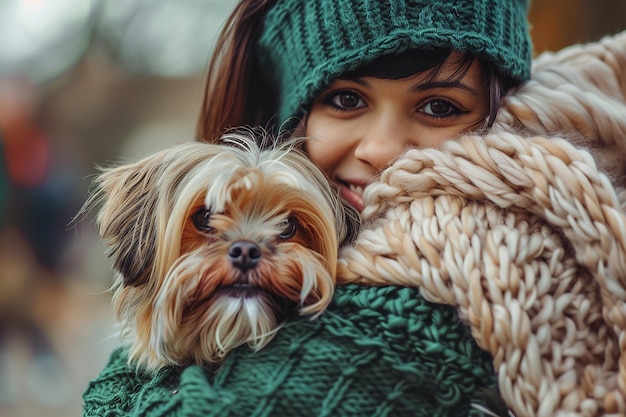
top-left (86, 131), bottom-right (358, 372)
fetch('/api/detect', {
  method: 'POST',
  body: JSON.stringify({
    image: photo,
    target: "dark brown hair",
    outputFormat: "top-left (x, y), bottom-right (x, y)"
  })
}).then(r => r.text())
top-left (345, 49), bottom-right (514, 128)
top-left (197, 0), bottom-right (518, 142)
top-left (197, 0), bottom-right (277, 142)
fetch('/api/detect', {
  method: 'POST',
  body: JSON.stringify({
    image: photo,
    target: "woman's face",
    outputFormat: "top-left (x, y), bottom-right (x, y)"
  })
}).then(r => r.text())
top-left (304, 53), bottom-right (490, 212)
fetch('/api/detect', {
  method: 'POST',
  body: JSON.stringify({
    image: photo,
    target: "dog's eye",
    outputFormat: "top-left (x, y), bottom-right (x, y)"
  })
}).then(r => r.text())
top-left (278, 216), bottom-right (297, 240)
top-left (191, 209), bottom-right (214, 232)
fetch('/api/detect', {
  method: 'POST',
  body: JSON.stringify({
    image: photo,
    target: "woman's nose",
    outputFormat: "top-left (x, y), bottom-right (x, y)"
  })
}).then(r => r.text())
top-left (353, 114), bottom-right (415, 171)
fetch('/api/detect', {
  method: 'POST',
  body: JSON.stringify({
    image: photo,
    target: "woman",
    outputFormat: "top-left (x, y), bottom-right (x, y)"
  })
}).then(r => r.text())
top-left (83, 0), bottom-right (626, 415)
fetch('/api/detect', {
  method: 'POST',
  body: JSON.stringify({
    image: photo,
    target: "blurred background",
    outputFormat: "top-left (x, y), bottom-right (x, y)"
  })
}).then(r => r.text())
top-left (0, 1), bottom-right (625, 416)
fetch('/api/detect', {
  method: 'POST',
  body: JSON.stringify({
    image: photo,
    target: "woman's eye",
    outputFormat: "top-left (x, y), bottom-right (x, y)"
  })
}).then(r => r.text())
top-left (191, 209), bottom-right (214, 232)
top-left (421, 99), bottom-right (459, 117)
top-left (277, 216), bottom-right (297, 240)
top-left (327, 91), bottom-right (365, 110)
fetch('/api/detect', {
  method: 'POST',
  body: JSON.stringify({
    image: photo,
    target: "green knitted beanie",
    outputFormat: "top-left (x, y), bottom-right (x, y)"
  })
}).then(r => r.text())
top-left (257, 0), bottom-right (533, 124)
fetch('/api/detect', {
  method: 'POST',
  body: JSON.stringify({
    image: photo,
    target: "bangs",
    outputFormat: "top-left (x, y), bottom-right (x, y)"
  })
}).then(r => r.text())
top-left (344, 48), bottom-right (454, 80)
top-left (319, 47), bottom-right (514, 129)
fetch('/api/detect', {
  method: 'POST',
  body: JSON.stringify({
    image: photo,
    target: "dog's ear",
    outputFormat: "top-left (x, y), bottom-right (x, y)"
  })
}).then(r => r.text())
top-left (94, 153), bottom-right (166, 286)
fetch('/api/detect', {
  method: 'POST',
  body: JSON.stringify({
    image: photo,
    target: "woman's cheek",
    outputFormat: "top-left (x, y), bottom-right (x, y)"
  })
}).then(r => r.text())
top-left (303, 137), bottom-right (336, 174)
top-left (305, 105), bottom-right (361, 174)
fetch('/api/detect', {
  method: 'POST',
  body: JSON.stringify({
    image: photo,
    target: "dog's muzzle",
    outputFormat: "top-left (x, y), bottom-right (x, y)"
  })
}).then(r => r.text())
top-left (228, 240), bottom-right (261, 272)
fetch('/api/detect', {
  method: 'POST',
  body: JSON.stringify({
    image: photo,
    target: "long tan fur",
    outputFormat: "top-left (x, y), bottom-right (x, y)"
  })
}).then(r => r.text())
top-left (87, 132), bottom-right (358, 371)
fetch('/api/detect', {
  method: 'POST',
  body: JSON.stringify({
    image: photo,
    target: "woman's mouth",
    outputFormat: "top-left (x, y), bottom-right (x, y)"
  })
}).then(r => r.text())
top-left (338, 181), bottom-right (366, 212)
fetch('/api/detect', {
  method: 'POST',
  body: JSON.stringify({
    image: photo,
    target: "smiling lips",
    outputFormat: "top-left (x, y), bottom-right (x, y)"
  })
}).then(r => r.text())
top-left (339, 181), bottom-right (366, 212)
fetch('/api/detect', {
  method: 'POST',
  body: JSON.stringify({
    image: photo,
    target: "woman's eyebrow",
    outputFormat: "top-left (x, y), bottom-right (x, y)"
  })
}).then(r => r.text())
top-left (334, 77), bottom-right (478, 95)
top-left (336, 77), bottom-right (370, 87)
top-left (412, 80), bottom-right (478, 95)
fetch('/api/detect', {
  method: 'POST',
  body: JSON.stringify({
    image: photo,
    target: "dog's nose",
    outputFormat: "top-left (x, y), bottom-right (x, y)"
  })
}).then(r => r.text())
top-left (228, 240), bottom-right (261, 272)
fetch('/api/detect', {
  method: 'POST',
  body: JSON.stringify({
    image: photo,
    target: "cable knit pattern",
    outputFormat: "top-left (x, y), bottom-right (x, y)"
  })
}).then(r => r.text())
top-left (494, 31), bottom-right (626, 208)
top-left (83, 32), bottom-right (626, 417)
top-left (83, 285), bottom-right (497, 417)
top-left (339, 31), bottom-right (626, 417)
top-left (257, 0), bottom-right (532, 123)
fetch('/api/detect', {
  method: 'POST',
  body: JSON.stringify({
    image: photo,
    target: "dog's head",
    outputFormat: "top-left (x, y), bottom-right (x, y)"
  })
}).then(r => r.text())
top-left (89, 132), bottom-right (358, 371)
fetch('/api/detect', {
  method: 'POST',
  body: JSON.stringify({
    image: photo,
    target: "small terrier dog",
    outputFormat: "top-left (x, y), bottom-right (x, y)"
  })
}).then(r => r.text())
top-left (87, 132), bottom-right (358, 371)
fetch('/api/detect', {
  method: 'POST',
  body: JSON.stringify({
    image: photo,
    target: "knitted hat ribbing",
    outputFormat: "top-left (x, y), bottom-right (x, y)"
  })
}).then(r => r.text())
top-left (257, 0), bottom-right (533, 124)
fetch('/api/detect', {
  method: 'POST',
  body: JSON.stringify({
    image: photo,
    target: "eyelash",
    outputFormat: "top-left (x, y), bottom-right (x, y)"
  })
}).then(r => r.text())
top-left (321, 89), bottom-right (465, 119)
top-left (321, 89), bottom-right (364, 113)
top-left (419, 96), bottom-right (466, 120)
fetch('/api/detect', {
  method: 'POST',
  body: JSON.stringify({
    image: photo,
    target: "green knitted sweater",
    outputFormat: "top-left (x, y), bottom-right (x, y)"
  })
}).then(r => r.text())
top-left (83, 285), bottom-right (498, 417)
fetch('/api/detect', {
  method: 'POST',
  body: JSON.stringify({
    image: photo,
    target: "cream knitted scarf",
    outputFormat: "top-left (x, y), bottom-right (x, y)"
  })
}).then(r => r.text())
top-left (338, 31), bottom-right (626, 417)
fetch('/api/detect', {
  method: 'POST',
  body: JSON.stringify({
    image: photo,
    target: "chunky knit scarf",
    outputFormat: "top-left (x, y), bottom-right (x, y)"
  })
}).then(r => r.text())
top-left (83, 31), bottom-right (626, 417)
top-left (339, 31), bottom-right (626, 416)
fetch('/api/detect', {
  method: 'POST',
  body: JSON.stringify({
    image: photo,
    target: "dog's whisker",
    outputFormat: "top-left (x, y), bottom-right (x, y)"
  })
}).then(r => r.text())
top-left (86, 129), bottom-right (360, 372)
